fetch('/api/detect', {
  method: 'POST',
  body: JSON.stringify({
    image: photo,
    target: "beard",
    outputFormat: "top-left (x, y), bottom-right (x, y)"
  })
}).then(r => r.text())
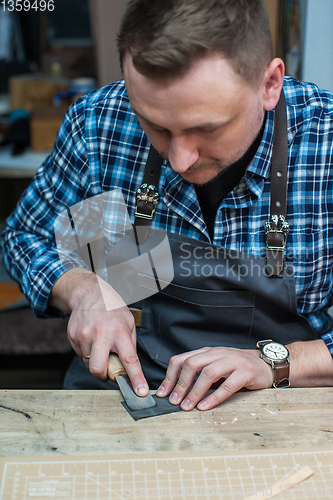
top-left (159, 153), bottom-right (229, 186)
top-left (183, 159), bottom-right (231, 186)
top-left (160, 153), bottom-right (245, 187)
top-left (159, 110), bottom-right (265, 186)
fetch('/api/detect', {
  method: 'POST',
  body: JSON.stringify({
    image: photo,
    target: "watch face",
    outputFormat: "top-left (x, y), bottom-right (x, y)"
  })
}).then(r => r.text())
top-left (262, 342), bottom-right (289, 361)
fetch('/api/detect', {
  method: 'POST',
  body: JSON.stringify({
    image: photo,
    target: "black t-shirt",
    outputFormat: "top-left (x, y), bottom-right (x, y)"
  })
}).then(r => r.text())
top-left (195, 117), bottom-right (266, 240)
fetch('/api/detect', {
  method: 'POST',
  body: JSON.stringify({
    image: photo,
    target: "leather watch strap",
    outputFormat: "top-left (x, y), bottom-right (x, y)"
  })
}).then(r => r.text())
top-left (273, 361), bottom-right (290, 388)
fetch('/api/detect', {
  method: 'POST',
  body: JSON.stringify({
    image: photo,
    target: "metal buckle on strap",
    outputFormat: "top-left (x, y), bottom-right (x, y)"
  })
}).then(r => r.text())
top-left (135, 183), bottom-right (159, 220)
top-left (273, 377), bottom-right (290, 388)
top-left (265, 215), bottom-right (289, 250)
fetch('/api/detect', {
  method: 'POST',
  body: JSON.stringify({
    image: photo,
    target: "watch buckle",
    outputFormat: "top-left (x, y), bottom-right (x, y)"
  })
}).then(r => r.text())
top-left (273, 378), bottom-right (290, 389)
top-left (256, 339), bottom-right (273, 349)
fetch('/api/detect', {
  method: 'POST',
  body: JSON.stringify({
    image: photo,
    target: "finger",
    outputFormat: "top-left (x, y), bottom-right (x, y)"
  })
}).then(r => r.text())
top-left (156, 347), bottom-right (211, 398)
top-left (68, 328), bottom-right (92, 363)
top-left (67, 313), bottom-right (93, 358)
top-left (112, 332), bottom-right (149, 397)
top-left (156, 356), bottom-right (183, 398)
top-left (179, 357), bottom-right (230, 410)
top-left (81, 353), bottom-right (91, 369)
top-left (196, 371), bottom-right (248, 411)
top-left (86, 316), bottom-right (136, 384)
top-left (79, 338), bottom-right (93, 361)
top-left (193, 350), bottom-right (275, 410)
top-left (168, 353), bottom-right (211, 405)
top-left (185, 350), bottom-right (264, 410)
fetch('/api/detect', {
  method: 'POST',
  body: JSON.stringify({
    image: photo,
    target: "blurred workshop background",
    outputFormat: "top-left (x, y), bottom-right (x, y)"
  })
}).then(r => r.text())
top-left (0, 0), bottom-right (332, 389)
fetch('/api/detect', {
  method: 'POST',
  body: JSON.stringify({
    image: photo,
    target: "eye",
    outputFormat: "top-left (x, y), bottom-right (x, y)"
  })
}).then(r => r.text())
top-left (151, 125), bottom-right (168, 133)
top-left (141, 119), bottom-right (168, 134)
top-left (199, 127), bottom-right (219, 134)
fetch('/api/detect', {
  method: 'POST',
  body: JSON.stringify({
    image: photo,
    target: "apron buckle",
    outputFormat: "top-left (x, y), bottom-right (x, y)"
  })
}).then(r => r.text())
top-left (265, 215), bottom-right (289, 245)
top-left (135, 183), bottom-right (159, 219)
top-left (265, 215), bottom-right (289, 277)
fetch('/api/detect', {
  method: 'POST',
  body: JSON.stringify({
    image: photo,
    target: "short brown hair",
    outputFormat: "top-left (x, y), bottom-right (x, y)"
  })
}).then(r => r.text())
top-left (118, 0), bottom-right (273, 88)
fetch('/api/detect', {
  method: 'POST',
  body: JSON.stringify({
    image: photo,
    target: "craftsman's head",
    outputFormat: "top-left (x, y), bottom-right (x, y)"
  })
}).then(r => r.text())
top-left (118, 0), bottom-right (284, 184)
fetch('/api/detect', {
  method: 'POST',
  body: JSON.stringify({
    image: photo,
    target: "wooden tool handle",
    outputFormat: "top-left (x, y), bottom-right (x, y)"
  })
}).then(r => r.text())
top-left (108, 353), bottom-right (127, 381)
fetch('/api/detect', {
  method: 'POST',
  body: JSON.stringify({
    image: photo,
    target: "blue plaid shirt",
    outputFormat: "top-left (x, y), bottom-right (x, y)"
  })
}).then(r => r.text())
top-left (2, 76), bottom-right (333, 355)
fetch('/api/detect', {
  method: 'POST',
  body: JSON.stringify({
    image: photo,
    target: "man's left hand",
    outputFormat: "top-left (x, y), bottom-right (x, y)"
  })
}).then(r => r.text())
top-left (156, 346), bottom-right (274, 411)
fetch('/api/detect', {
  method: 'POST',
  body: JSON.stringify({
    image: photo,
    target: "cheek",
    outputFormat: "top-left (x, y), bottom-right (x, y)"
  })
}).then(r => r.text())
top-left (199, 131), bottom-right (239, 157)
top-left (215, 116), bottom-right (259, 155)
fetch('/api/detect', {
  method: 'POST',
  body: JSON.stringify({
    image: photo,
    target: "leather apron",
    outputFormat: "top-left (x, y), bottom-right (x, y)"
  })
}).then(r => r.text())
top-left (63, 93), bottom-right (318, 390)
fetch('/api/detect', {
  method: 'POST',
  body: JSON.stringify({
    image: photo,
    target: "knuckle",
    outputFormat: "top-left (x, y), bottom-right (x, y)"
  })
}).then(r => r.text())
top-left (176, 379), bottom-right (188, 390)
top-left (209, 391), bottom-right (221, 404)
top-left (79, 328), bottom-right (92, 344)
top-left (221, 381), bottom-right (234, 395)
top-left (188, 386), bottom-right (202, 400)
top-left (169, 355), bottom-right (181, 366)
top-left (163, 374), bottom-right (173, 384)
top-left (201, 365), bottom-right (216, 379)
top-left (124, 354), bottom-right (139, 365)
top-left (183, 356), bottom-right (197, 370)
top-left (67, 323), bottom-right (77, 342)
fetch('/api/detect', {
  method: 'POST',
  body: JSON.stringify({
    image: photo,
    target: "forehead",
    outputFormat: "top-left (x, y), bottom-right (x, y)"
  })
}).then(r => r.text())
top-left (123, 54), bottom-right (256, 129)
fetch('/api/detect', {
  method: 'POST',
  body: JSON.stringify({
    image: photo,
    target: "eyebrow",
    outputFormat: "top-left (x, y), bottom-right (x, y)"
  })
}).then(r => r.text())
top-left (131, 107), bottom-right (225, 133)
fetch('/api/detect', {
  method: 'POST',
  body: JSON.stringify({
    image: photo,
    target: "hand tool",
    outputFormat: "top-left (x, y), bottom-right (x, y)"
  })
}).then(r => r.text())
top-left (108, 353), bottom-right (182, 420)
top-left (108, 353), bottom-right (156, 411)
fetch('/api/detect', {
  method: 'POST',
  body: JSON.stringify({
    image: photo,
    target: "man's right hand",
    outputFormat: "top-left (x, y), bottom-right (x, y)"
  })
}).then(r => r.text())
top-left (49, 268), bottom-right (149, 396)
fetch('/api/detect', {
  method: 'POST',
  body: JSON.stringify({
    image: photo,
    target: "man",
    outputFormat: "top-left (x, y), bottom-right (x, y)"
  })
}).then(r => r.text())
top-left (2, 0), bottom-right (333, 412)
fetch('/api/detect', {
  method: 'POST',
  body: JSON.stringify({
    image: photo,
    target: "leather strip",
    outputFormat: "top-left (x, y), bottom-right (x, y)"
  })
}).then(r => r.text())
top-left (270, 91), bottom-right (288, 217)
top-left (265, 91), bottom-right (289, 278)
top-left (274, 362), bottom-right (290, 388)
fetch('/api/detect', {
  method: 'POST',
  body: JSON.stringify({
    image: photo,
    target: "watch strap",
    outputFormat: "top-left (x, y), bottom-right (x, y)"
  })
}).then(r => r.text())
top-left (273, 361), bottom-right (290, 388)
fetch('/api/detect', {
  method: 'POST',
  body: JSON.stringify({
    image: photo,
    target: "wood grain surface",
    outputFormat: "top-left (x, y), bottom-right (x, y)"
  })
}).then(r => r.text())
top-left (0, 388), bottom-right (333, 457)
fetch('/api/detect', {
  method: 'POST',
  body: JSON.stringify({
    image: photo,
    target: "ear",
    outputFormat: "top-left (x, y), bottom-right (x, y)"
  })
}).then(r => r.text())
top-left (262, 58), bottom-right (285, 111)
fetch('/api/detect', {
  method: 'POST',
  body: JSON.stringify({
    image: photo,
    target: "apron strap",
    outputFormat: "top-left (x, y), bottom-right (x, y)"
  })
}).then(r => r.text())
top-left (265, 90), bottom-right (290, 278)
top-left (133, 145), bottom-right (163, 245)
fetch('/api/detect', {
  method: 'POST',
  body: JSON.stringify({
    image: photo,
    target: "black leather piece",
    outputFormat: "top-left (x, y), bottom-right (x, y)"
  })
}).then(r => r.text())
top-left (265, 232), bottom-right (285, 278)
top-left (270, 92), bottom-right (288, 216)
top-left (121, 394), bottom-right (182, 420)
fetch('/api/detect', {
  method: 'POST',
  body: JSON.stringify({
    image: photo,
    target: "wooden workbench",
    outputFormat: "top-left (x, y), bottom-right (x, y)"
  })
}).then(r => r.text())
top-left (1, 388), bottom-right (333, 457)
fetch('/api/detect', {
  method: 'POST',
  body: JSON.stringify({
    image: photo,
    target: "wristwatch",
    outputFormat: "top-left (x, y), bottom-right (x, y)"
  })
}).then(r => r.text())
top-left (256, 339), bottom-right (290, 388)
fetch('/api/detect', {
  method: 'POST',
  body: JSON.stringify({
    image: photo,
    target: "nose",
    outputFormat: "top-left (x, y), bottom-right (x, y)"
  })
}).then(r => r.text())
top-left (168, 135), bottom-right (199, 173)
